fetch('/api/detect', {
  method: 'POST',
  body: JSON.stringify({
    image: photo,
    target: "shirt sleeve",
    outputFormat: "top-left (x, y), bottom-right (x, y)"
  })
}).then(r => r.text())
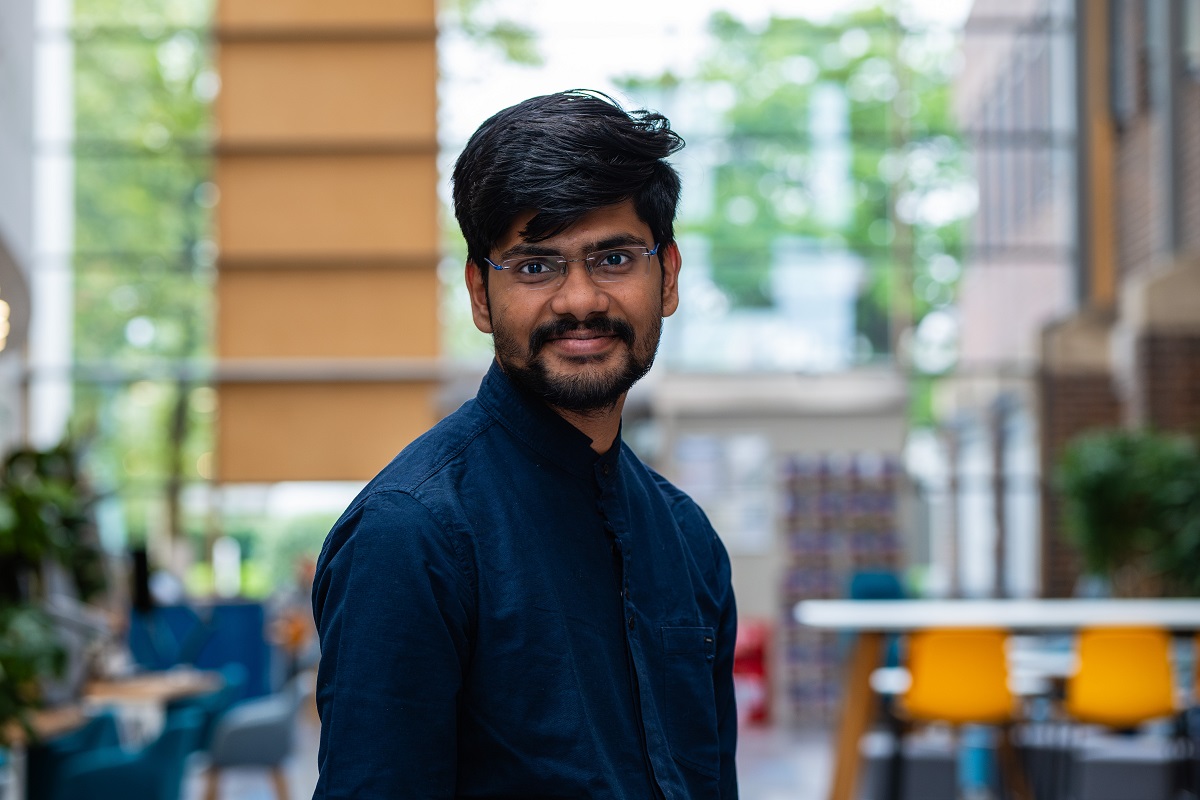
top-left (711, 534), bottom-right (739, 798)
top-left (311, 490), bottom-right (474, 799)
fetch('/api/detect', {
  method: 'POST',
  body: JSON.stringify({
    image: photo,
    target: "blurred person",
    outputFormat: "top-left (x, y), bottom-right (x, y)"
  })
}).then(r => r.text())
top-left (312, 90), bottom-right (738, 799)
top-left (269, 556), bottom-right (319, 680)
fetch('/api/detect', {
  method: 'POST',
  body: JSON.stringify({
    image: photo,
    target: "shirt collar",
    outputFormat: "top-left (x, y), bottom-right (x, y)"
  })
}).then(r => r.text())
top-left (475, 359), bottom-right (623, 482)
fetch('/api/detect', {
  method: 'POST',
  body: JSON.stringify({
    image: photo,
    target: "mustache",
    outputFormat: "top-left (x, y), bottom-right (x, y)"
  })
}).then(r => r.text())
top-left (528, 316), bottom-right (636, 356)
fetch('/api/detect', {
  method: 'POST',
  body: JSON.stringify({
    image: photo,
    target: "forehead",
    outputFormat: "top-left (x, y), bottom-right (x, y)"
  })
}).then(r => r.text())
top-left (495, 199), bottom-right (652, 255)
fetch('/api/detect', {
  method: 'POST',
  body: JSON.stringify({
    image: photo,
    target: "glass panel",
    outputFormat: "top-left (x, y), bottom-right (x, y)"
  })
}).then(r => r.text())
top-left (67, 1), bottom-right (216, 555)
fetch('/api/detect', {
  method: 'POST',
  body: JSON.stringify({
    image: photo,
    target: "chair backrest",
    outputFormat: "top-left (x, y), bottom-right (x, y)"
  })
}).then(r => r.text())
top-left (1065, 626), bottom-right (1175, 728)
top-left (51, 708), bottom-right (203, 800)
top-left (848, 570), bottom-right (905, 601)
top-left (902, 628), bottom-right (1014, 725)
top-left (25, 711), bottom-right (120, 800)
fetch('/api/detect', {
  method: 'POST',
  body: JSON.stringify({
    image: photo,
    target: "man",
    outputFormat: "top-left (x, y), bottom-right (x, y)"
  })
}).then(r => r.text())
top-left (312, 90), bottom-right (738, 799)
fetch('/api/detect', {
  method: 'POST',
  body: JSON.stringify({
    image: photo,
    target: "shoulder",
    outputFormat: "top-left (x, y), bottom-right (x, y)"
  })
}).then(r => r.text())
top-left (314, 402), bottom-right (494, 593)
top-left (313, 486), bottom-right (477, 633)
top-left (367, 398), bottom-right (496, 496)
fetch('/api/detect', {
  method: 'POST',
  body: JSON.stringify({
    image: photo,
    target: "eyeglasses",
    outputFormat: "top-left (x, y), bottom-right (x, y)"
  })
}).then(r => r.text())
top-left (485, 243), bottom-right (660, 290)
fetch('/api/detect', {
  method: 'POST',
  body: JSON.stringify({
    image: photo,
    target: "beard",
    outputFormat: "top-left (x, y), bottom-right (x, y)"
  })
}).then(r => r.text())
top-left (493, 313), bottom-right (663, 413)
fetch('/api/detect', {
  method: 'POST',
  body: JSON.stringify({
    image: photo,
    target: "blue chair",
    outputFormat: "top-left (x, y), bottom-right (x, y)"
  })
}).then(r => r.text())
top-left (25, 711), bottom-right (120, 800)
top-left (51, 707), bottom-right (203, 800)
top-left (166, 662), bottom-right (248, 752)
top-left (847, 570), bottom-right (906, 667)
top-left (130, 603), bottom-right (272, 699)
top-left (848, 570), bottom-right (906, 602)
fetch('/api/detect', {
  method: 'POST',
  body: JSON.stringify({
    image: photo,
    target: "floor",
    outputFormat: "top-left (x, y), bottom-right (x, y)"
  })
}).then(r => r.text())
top-left (184, 710), bottom-right (834, 800)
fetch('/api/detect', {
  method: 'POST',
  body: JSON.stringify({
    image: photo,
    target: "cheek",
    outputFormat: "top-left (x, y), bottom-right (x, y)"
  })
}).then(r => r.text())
top-left (621, 292), bottom-right (663, 331)
top-left (488, 296), bottom-right (536, 339)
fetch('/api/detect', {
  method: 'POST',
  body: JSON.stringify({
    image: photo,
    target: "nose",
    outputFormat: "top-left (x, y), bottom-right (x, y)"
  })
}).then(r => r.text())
top-left (548, 260), bottom-right (611, 320)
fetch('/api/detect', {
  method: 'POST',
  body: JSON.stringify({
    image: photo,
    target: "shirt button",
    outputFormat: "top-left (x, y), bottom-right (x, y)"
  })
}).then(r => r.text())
top-left (602, 464), bottom-right (611, 476)
top-left (627, 616), bottom-right (635, 631)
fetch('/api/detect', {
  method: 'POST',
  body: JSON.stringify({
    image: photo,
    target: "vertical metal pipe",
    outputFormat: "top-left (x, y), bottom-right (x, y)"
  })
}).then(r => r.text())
top-left (1072, 0), bottom-right (1092, 306)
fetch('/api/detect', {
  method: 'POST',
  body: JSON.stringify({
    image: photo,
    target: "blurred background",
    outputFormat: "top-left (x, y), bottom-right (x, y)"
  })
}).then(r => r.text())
top-left (0, 0), bottom-right (1198, 797)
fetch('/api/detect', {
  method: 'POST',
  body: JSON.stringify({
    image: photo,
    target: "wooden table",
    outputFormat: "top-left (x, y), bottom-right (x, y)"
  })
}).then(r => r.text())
top-left (793, 598), bottom-right (1200, 800)
top-left (84, 669), bottom-right (224, 746)
top-left (84, 669), bottom-right (222, 705)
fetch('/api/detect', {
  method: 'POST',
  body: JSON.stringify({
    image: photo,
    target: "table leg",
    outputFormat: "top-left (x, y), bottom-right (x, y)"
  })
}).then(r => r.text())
top-left (828, 631), bottom-right (883, 800)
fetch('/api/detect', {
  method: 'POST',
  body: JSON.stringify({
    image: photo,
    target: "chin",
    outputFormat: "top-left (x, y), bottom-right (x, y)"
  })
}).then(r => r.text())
top-left (506, 351), bottom-right (650, 413)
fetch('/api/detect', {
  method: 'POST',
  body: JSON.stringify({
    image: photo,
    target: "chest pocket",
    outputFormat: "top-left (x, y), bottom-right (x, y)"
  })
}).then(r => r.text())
top-left (660, 626), bottom-right (720, 779)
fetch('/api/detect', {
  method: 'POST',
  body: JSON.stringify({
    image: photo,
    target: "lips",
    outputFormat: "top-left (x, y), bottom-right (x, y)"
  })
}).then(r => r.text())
top-left (547, 333), bottom-right (618, 356)
top-left (528, 317), bottom-right (635, 356)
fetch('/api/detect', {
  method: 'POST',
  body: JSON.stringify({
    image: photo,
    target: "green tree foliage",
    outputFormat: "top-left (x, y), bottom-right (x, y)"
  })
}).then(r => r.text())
top-left (440, 0), bottom-right (542, 66)
top-left (72, 0), bottom-right (215, 543)
top-left (621, 6), bottom-right (968, 363)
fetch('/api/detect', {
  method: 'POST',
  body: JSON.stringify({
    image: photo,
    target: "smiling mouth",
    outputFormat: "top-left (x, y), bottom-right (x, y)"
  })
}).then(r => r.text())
top-left (529, 317), bottom-right (635, 357)
top-left (546, 334), bottom-right (618, 356)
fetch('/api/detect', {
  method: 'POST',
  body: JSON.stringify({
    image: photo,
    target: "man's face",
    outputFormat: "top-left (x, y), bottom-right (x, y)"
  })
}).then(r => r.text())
top-left (465, 200), bottom-right (681, 413)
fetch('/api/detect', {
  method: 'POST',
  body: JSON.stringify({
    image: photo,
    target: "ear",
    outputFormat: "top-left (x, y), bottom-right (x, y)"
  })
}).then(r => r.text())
top-left (465, 260), bottom-right (493, 334)
top-left (659, 242), bottom-right (682, 318)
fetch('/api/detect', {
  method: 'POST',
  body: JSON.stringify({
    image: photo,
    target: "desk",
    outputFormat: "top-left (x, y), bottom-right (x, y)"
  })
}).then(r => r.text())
top-left (84, 669), bottom-right (222, 746)
top-left (793, 599), bottom-right (1200, 800)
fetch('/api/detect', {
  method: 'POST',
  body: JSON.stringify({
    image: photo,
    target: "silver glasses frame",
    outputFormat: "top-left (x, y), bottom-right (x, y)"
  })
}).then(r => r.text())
top-left (484, 243), bottom-right (661, 290)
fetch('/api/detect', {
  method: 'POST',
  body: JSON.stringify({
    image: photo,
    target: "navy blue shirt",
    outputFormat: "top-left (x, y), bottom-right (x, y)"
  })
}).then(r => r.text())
top-left (312, 361), bottom-right (738, 799)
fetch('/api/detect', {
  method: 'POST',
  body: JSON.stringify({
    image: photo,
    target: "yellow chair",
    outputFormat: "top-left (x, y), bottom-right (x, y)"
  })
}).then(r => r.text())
top-left (886, 628), bottom-right (1028, 800)
top-left (903, 628), bottom-right (1016, 725)
top-left (1065, 626), bottom-right (1176, 728)
top-left (1059, 627), bottom-right (1181, 800)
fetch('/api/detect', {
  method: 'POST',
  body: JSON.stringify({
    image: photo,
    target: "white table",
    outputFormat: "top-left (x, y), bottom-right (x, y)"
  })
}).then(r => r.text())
top-left (792, 598), bottom-right (1200, 800)
top-left (795, 598), bottom-right (1200, 631)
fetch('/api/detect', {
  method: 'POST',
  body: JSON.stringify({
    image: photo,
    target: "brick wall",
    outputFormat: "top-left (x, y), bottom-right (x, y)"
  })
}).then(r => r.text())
top-left (1038, 372), bottom-right (1122, 597)
top-left (1137, 333), bottom-right (1200, 436)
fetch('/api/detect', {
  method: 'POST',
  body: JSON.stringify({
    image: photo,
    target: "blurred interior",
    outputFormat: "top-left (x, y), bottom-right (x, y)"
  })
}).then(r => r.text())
top-left (0, 0), bottom-right (1198, 797)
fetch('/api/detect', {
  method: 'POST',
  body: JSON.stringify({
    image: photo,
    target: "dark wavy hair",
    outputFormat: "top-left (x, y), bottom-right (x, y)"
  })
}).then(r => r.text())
top-left (451, 90), bottom-right (684, 281)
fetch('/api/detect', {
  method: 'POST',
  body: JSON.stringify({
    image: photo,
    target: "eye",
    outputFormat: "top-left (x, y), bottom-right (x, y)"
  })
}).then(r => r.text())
top-left (593, 249), bottom-right (635, 269)
top-left (515, 258), bottom-right (560, 277)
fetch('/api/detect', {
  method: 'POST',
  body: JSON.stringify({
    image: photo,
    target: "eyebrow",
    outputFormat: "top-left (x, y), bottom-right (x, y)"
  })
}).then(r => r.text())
top-left (499, 233), bottom-right (648, 260)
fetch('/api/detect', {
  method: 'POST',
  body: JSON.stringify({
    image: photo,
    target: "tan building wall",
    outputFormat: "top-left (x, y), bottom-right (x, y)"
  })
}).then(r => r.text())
top-left (214, 0), bottom-right (440, 483)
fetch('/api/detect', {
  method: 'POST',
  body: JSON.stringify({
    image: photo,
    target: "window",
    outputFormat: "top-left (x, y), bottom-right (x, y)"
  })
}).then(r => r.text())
top-left (1108, 0), bottom-right (1141, 126)
top-left (1185, 0), bottom-right (1200, 75)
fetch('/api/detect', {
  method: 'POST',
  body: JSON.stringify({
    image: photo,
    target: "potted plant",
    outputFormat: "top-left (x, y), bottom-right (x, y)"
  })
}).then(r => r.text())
top-left (0, 441), bottom-right (105, 744)
top-left (1055, 428), bottom-right (1200, 597)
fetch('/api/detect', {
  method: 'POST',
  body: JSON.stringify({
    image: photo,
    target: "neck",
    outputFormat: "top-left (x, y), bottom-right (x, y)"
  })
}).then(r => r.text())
top-left (552, 397), bottom-right (625, 454)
